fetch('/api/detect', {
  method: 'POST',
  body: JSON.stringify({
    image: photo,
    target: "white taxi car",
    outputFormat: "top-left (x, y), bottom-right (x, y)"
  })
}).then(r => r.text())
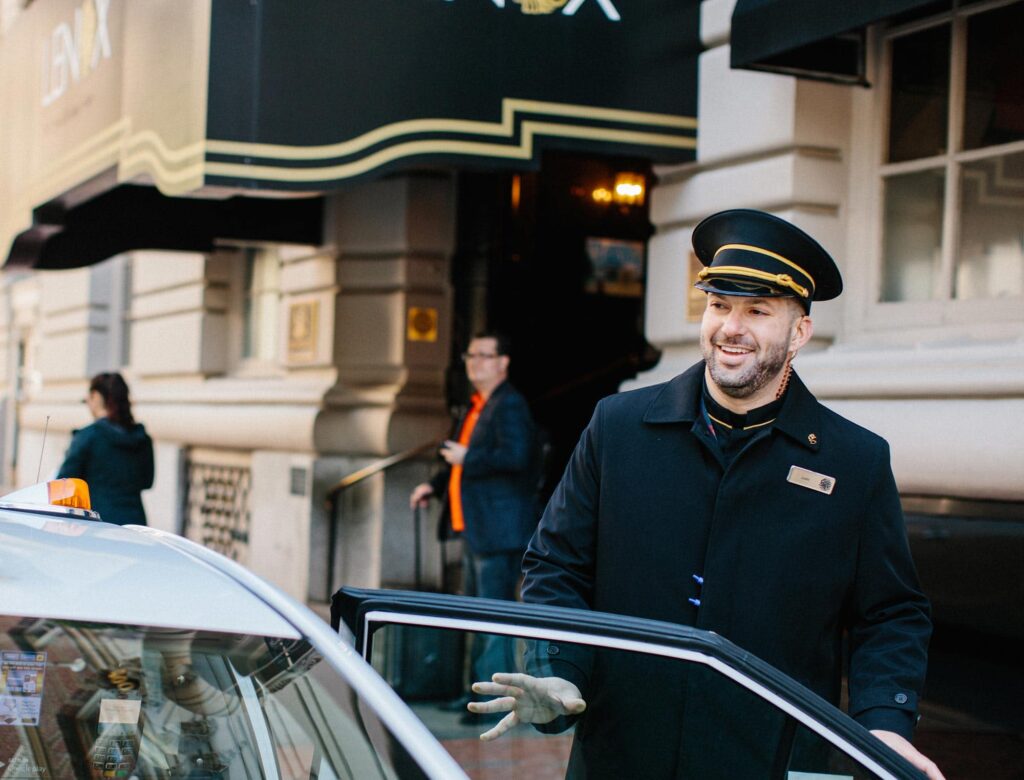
top-left (0, 480), bottom-right (923, 779)
top-left (0, 479), bottom-right (462, 779)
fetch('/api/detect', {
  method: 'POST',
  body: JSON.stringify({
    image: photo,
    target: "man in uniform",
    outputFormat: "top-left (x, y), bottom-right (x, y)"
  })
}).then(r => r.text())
top-left (468, 211), bottom-right (944, 779)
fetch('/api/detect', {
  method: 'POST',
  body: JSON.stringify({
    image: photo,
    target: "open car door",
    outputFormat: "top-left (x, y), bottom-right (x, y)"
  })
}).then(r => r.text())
top-left (332, 588), bottom-right (924, 780)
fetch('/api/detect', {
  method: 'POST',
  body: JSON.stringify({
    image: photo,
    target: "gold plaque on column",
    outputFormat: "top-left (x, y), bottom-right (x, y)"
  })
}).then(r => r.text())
top-left (407, 306), bottom-right (439, 343)
top-left (686, 251), bottom-right (705, 323)
top-left (287, 300), bottom-right (319, 362)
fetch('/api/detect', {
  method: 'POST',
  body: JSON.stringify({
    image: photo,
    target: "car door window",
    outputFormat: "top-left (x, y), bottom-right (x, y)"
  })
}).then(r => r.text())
top-left (355, 611), bottom-right (914, 780)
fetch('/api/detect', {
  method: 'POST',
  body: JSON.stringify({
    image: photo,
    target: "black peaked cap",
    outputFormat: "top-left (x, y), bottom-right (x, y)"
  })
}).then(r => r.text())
top-left (692, 209), bottom-right (842, 308)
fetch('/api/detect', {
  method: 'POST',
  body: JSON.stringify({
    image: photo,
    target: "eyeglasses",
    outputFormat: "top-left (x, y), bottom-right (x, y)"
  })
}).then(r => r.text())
top-left (461, 352), bottom-right (501, 362)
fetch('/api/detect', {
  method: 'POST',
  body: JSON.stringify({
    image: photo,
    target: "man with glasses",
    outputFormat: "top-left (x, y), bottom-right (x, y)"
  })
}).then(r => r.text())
top-left (410, 332), bottom-right (540, 718)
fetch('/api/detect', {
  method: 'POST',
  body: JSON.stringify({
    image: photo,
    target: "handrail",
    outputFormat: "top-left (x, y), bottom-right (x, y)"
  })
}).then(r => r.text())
top-left (324, 438), bottom-right (439, 599)
top-left (324, 440), bottom-right (439, 507)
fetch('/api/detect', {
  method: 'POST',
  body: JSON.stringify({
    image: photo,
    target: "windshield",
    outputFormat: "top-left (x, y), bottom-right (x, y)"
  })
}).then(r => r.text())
top-left (0, 616), bottom-right (424, 779)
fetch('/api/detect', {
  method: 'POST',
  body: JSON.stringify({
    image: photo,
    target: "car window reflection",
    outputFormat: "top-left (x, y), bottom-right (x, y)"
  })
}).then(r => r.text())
top-left (0, 616), bottom-right (426, 780)
top-left (369, 623), bottom-right (886, 780)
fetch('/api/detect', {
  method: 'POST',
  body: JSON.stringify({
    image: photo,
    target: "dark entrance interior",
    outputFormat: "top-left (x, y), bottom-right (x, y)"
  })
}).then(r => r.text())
top-left (449, 152), bottom-right (661, 498)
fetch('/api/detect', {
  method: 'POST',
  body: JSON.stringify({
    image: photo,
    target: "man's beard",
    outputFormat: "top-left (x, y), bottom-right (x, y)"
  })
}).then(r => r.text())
top-left (701, 335), bottom-right (790, 399)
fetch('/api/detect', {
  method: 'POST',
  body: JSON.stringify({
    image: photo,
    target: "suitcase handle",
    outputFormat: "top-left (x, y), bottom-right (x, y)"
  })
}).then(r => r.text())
top-left (413, 504), bottom-right (423, 590)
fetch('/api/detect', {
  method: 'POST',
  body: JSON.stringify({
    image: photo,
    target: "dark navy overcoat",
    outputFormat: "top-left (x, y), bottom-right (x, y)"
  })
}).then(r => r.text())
top-left (431, 381), bottom-right (539, 555)
top-left (522, 362), bottom-right (931, 778)
top-left (56, 418), bottom-right (154, 525)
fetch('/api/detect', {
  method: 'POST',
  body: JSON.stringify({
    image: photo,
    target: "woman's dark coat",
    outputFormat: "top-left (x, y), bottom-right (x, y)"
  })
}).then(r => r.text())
top-left (57, 418), bottom-right (154, 525)
top-left (430, 381), bottom-right (540, 555)
top-left (522, 362), bottom-right (931, 778)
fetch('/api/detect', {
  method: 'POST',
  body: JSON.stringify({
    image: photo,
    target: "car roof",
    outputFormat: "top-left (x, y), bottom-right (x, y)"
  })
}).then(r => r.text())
top-left (0, 507), bottom-right (299, 638)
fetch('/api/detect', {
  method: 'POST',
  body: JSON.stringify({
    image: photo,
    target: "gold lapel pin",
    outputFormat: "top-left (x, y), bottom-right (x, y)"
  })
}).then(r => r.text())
top-left (808, 433), bottom-right (818, 445)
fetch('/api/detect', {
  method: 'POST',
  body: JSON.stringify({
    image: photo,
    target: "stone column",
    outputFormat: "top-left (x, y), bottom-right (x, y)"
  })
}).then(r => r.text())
top-left (129, 250), bottom-right (230, 379)
top-left (309, 173), bottom-right (456, 599)
top-left (127, 250), bottom-right (233, 532)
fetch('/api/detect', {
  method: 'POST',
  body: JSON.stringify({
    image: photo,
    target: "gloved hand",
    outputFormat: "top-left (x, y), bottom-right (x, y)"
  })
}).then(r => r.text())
top-left (468, 672), bottom-right (586, 741)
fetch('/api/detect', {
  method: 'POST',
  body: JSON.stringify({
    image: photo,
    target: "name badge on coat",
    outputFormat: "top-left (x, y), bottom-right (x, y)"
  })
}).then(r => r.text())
top-left (787, 466), bottom-right (836, 495)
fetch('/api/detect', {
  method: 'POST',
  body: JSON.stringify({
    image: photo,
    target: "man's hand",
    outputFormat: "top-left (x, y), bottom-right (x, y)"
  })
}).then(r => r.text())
top-left (870, 730), bottom-right (945, 780)
top-left (409, 483), bottom-right (434, 509)
top-left (468, 673), bottom-right (586, 741)
top-left (440, 440), bottom-right (468, 465)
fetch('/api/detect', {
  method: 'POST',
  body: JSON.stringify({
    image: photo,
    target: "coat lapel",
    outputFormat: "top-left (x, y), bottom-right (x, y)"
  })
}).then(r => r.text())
top-left (468, 380), bottom-right (509, 446)
top-left (642, 363), bottom-right (703, 424)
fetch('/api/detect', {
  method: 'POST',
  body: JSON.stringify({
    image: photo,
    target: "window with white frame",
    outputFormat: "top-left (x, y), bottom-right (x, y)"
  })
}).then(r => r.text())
top-left (241, 247), bottom-right (281, 364)
top-left (879, 0), bottom-right (1023, 304)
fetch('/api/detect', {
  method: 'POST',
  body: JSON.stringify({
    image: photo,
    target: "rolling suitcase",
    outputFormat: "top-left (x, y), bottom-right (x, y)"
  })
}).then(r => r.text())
top-left (378, 506), bottom-right (466, 701)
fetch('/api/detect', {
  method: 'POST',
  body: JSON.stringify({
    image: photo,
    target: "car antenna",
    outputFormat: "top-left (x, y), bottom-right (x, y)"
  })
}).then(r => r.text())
top-left (36, 415), bottom-right (50, 482)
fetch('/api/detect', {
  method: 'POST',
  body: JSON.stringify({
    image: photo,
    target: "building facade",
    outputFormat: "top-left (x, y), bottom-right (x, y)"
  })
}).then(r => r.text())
top-left (0, 0), bottom-right (1020, 642)
top-left (644, 0), bottom-right (1023, 641)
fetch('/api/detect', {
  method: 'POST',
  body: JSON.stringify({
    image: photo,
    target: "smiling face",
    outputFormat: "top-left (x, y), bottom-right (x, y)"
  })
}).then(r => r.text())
top-left (699, 293), bottom-right (813, 411)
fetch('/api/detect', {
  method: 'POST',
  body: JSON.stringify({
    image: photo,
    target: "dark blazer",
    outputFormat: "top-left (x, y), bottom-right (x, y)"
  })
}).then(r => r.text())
top-left (431, 381), bottom-right (539, 555)
top-left (522, 362), bottom-right (931, 778)
top-left (57, 418), bottom-right (154, 525)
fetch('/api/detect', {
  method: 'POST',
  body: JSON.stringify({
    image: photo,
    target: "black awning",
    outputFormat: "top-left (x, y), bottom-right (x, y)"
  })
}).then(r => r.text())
top-left (6, 186), bottom-right (323, 271)
top-left (203, 0), bottom-right (701, 192)
top-left (731, 0), bottom-right (945, 84)
top-left (3, 0), bottom-right (701, 269)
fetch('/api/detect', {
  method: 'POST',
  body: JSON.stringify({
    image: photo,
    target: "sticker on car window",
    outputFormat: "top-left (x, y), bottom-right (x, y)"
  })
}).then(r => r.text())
top-left (0, 651), bottom-right (47, 726)
top-left (99, 698), bottom-right (141, 725)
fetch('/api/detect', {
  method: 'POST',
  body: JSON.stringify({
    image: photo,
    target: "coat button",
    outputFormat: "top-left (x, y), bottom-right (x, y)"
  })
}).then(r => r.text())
top-left (547, 644), bottom-right (560, 656)
top-left (894, 693), bottom-right (908, 704)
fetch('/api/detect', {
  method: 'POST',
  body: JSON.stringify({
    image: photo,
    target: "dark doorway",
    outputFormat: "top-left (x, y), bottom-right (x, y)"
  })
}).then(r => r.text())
top-left (449, 153), bottom-right (661, 500)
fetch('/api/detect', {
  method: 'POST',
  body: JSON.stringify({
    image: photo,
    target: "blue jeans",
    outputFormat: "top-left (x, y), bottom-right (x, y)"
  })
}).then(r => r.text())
top-left (463, 551), bottom-right (521, 688)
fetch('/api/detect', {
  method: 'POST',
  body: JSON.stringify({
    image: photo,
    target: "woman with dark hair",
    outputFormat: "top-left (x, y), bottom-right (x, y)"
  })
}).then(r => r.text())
top-left (57, 372), bottom-right (154, 525)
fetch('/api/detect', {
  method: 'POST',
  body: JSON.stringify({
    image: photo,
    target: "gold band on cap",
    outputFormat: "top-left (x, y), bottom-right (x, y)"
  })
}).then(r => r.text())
top-left (697, 266), bottom-right (810, 298)
top-left (712, 243), bottom-right (816, 292)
